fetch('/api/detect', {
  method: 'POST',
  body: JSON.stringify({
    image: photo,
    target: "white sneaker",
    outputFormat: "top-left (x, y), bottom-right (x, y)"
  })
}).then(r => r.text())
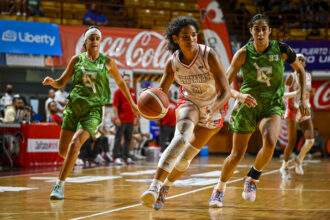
top-left (75, 158), bottom-right (84, 166)
top-left (280, 164), bottom-right (291, 180)
top-left (114, 158), bottom-right (123, 165)
top-left (104, 152), bottom-right (113, 162)
top-left (295, 159), bottom-right (304, 175)
top-left (126, 158), bottom-right (135, 165)
top-left (140, 186), bottom-right (159, 208)
top-left (242, 177), bottom-right (257, 202)
top-left (95, 154), bottom-right (106, 164)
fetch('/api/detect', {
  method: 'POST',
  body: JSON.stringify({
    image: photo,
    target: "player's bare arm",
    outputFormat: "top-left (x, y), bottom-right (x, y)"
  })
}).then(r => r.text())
top-left (227, 47), bottom-right (257, 108)
top-left (159, 59), bottom-right (175, 94)
top-left (42, 56), bottom-right (78, 88)
top-left (208, 49), bottom-right (231, 114)
top-left (288, 56), bottom-right (309, 116)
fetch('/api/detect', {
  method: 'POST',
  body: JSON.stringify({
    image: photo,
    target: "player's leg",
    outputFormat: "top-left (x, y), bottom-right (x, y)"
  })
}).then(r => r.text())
top-left (50, 129), bottom-right (90, 200)
top-left (154, 125), bottom-right (220, 210)
top-left (57, 129), bottom-right (75, 158)
top-left (140, 102), bottom-right (199, 208)
top-left (295, 118), bottom-right (314, 174)
top-left (280, 118), bottom-right (297, 180)
top-left (242, 114), bottom-right (281, 202)
top-left (209, 133), bottom-right (251, 207)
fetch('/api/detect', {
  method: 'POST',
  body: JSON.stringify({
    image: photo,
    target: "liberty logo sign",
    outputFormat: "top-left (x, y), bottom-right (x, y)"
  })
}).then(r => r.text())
top-left (2, 30), bottom-right (17, 42)
top-left (2, 29), bottom-right (56, 46)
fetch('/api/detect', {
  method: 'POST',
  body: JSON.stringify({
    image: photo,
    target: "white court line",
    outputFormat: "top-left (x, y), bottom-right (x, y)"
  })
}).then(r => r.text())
top-left (70, 168), bottom-right (281, 220)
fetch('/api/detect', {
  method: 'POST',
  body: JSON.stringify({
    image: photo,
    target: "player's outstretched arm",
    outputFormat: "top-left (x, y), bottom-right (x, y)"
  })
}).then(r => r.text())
top-left (42, 56), bottom-right (78, 88)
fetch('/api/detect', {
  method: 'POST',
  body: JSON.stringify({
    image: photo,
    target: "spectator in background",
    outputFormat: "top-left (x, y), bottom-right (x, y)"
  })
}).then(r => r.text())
top-left (158, 91), bottom-right (176, 155)
top-left (83, 3), bottom-right (108, 26)
top-left (3, 96), bottom-right (25, 123)
top-left (29, 104), bottom-right (43, 123)
top-left (1, 84), bottom-right (16, 108)
top-left (45, 89), bottom-right (55, 122)
top-left (27, 0), bottom-right (44, 16)
top-left (309, 128), bottom-right (326, 158)
top-left (55, 87), bottom-right (68, 119)
top-left (98, 106), bottom-right (116, 162)
top-left (112, 73), bottom-right (137, 165)
top-left (48, 101), bottom-right (62, 125)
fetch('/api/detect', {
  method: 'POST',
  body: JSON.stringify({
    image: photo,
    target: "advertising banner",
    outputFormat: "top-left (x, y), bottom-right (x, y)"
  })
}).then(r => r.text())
top-left (310, 80), bottom-right (330, 110)
top-left (286, 41), bottom-right (330, 71)
top-left (0, 19), bottom-right (62, 56)
top-left (6, 53), bottom-right (45, 67)
top-left (196, 0), bottom-right (232, 71)
top-left (53, 25), bottom-right (170, 71)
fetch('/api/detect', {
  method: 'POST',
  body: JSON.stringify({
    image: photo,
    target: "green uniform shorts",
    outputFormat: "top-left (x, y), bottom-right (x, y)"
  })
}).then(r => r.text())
top-left (62, 100), bottom-right (103, 136)
top-left (229, 96), bottom-right (285, 134)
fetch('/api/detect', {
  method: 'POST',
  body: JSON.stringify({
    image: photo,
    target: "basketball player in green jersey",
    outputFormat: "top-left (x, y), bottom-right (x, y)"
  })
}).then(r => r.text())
top-left (42, 26), bottom-right (139, 200)
top-left (208, 14), bottom-right (310, 207)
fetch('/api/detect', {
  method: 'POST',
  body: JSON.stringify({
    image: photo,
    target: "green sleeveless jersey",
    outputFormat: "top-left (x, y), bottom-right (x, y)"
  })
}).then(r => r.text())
top-left (69, 52), bottom-right (110, 106)
top-left (240, 40), bottom-right (285, 98)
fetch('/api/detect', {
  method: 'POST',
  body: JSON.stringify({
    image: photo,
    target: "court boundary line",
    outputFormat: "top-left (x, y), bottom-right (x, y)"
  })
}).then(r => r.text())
top-left (71, 168), bottom-right (281, 220)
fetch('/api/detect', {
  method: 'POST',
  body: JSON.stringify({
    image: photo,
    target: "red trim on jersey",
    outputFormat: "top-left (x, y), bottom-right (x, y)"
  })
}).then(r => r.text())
top-left (178, 45), bottom-right (200, 69)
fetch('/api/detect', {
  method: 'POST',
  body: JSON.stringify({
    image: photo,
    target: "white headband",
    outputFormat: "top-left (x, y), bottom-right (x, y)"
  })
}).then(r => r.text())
top-left (296, 53), bottom-right (305, 59)
top-left (84, 28), bottom-right (102, 42)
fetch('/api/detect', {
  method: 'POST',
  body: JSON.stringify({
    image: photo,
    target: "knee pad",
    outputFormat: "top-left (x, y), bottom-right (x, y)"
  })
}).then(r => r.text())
top-left (175, 144), bottom-right (200, 172)
top-left (157, 119), bottom-right (195, 172)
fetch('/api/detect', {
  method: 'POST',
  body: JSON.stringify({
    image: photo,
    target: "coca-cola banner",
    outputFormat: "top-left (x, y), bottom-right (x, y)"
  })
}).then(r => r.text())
top-left (311, 80), bottom-right (330, 110)
top-left (196, 0), bottom-right (232, 71)
top-left (53, 26), bottom-right (170, 70)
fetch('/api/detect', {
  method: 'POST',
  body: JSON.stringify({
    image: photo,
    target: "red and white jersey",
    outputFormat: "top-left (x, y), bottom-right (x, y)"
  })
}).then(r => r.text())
top-left (286, 71), bottom-right (312, 108)
top-left (170, 44), bottom-right (217, 107)
top-left (284, 71), bottom-right (312, 122)
top-left (169, 44), bottom-right (227, 129)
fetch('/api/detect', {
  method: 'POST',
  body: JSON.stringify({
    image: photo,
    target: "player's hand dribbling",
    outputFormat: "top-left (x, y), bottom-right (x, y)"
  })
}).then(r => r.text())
top-left (299, 102), bottom-right (310, 117)
top-left (237, 93), bottom-right (257, 108)
top-left (42, 76), bottom-right (55, 86)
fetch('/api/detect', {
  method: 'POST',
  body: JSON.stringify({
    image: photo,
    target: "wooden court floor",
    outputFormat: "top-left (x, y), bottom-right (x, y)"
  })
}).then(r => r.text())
top-left (0, 155), bottom-right (329, 220)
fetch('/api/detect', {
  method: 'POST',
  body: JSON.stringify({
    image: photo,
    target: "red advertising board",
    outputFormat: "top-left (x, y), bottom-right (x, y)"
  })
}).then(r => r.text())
top-left (310, 80), bottom-right (330, 110)
top-left (53, 26), bottom-right (170, 71)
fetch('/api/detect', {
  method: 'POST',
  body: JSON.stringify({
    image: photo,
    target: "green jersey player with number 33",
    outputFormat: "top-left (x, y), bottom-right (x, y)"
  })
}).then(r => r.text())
top-left (42, 26), bottom-right (139, 200)
top-left (208, 14), bottom-right (310, 208)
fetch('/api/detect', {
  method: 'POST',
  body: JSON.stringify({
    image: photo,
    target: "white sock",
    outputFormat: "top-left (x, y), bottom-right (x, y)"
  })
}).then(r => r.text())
top-left (56, 179), bottom-right (65, 187)
top-left (164, 178), bottom-right (173, 187)
top-left (215, 180), bottom-right (226, 191)
top-left (282, 160), bottom-right (289, 168)
top-left (149, 179), bottom-right (163, 191)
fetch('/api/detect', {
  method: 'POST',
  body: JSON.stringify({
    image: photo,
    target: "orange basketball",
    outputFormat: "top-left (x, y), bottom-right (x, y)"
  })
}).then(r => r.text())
top-left (138, 88), bottom-right (169, 121)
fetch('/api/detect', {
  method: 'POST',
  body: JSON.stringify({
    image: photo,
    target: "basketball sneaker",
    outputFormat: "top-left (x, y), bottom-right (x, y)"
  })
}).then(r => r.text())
top-left (242, 176), bottom-right (257, 202)
top-left (114, 158), bottom-right (123, 165)
top-left (154, 185), bottom-right (170, 210)
top-left (295, 158), bottom-right (304, 175)
top-left (208, 188), bottom-right (224, 208)
top-left (280, 163), bottom-right (292, 180)
top-left (140, 186), bottom-right (159, 208)
top-left (50, 184), bottom-right (64, 200)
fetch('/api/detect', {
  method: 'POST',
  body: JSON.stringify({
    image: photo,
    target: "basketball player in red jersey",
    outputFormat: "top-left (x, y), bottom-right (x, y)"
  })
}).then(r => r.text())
top-left (140, 16), bottom-right (231, 209)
